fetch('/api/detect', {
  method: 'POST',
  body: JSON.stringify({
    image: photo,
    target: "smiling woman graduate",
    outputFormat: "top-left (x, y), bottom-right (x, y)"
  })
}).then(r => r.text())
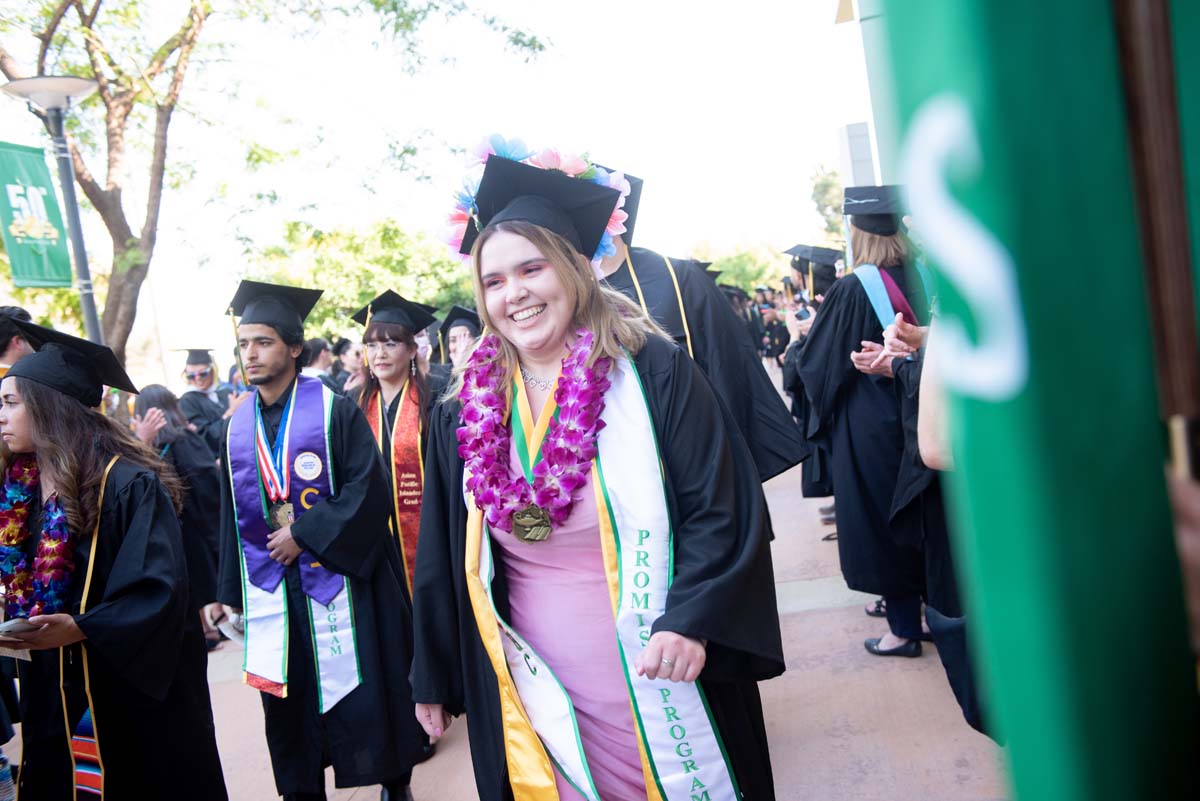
top-left (413, 155), bottom-right (784, 801)
top-left (0, 320), bottom-right (226, 800)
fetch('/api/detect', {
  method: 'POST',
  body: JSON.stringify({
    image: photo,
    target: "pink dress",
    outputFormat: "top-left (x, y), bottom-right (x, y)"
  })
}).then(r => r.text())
top-left (490, 435), bottom-right (647, 801)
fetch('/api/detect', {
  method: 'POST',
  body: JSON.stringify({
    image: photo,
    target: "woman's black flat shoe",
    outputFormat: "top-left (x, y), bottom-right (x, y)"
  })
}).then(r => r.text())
top-left (864, 637), bottom-right (922, 658)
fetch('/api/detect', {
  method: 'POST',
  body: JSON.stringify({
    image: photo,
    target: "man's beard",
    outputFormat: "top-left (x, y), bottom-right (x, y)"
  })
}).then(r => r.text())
top-left (248, 365), bottom-right (284, 386)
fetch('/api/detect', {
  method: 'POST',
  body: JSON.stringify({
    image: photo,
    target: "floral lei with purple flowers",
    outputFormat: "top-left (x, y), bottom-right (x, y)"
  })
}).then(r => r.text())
top-left (0, 454), bottom-right (78, 619)
top-left (457, 330), bottom-right (613, 538)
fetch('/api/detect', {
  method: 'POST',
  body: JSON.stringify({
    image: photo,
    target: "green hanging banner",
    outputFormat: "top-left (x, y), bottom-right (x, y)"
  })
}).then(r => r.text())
top-left (875, 2), bottom-right (1199, 800)
top-left (0, 141), bottom-right (71, 288)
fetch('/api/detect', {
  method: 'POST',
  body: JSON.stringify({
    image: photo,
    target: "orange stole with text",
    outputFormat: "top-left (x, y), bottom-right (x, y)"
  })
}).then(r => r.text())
top-left (365, 385), bottom-right (424, 594)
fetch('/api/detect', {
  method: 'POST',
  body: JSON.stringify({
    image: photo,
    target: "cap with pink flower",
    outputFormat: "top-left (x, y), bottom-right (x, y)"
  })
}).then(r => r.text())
top-left (444, 134), bottom-right (633, 264)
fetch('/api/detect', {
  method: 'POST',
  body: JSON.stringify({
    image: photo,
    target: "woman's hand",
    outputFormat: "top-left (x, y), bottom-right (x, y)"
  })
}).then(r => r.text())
top-left (343, 370), bottom-right (365, 393)
top-left (6, 614), bottom-right (86, 650)
top-left (851, 342), bottom-right (894, 378)
top-left (635, 631), bottom-right (706, 683)
top-left (132, 407), bottom-right (167, 444)
top-left (415, 703), bottom-right (452, 741)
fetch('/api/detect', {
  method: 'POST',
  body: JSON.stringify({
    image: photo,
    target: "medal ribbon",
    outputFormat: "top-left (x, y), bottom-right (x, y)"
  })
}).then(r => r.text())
top-left (254, 382), bottom-right (296, 503)
top-left (510, 370), bottom-right (558, 482)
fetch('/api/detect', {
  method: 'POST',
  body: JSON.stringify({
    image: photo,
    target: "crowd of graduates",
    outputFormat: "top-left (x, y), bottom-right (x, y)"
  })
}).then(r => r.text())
top-left (0, 139), bottom-right (994, 801)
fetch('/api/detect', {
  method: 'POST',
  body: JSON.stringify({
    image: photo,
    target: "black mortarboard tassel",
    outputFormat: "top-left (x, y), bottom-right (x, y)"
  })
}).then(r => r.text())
top-left (7, 319), bottom-right (137, 407)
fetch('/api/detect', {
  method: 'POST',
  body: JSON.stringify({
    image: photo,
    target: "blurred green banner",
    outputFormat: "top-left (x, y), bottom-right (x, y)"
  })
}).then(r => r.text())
top-left (0, 141), bottom-right (71, 288)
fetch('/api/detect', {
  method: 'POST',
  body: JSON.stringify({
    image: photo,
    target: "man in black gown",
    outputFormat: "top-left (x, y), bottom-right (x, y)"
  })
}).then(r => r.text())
top-left (595, 170), bottom-right (806, 484)
top-left (216, 281), bottom-right (424, 801)
top-left (177, 348), bottom-right (239, 455)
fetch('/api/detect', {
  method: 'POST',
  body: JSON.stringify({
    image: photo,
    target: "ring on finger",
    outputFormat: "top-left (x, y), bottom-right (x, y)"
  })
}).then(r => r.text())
top-left (661, 657), bottom-right (675, 666)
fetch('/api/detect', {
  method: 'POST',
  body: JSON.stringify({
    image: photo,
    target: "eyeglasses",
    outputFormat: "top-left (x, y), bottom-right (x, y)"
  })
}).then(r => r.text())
top-left (184, 367), bottom-right (213, 382)
top-left (365, 341), bottom-right (406, 353)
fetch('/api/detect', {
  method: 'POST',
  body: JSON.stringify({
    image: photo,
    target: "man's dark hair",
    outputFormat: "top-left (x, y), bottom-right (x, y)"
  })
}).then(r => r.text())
top-left (0, 306), bottom-right (32, 357)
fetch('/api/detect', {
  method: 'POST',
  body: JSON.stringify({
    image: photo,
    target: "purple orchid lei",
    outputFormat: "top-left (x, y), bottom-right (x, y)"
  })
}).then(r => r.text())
top-left (456, 329), bottom-right (613, 536)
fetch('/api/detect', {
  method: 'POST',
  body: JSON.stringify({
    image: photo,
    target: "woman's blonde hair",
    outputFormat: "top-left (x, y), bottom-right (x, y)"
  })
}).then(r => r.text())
top-left (851, 224), bottom-right (909, 268)
top-left (444, 220), bottom-right (666, 405)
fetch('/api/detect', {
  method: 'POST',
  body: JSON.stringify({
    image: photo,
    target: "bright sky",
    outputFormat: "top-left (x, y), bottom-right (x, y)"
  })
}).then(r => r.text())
top-left (0, 0), bottom-right (872, 387)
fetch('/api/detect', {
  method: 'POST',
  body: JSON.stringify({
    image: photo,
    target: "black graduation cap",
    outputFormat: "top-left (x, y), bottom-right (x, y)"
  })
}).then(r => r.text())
top-left (719, 283), bottom-right (749, 300)
top-left (843, 185), bottom-right (903, 236)
top-left (442, 304), bottom-right (482, 337)
top-left (228, 280), bottom-right (322, 333)
top-left (461, 157), bottom-right (622, 259)
top-left (350, 290), bottom-right (437, 332)
top-left (173, 348), bottom-right (214, 366)
top-left (595, 164), bottom-right (643, 247)
top-left (784, 244), bottom-right (843, 266)
top-left (6, 319), bottom-right (137, 407)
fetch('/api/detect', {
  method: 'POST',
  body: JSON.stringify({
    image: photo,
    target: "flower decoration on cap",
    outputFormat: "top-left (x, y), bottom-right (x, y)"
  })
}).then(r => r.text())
top-left (445, 134), bottom-right (632, 263)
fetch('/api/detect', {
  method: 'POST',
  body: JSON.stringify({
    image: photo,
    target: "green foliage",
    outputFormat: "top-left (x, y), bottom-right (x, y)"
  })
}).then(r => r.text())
top-left (248, 219), bottom-right (474, 338)
top-left (0, 247), bottom-right (86, 330)
top-left (708, 249), bottom-right (788, 295)
top-left (811, 165), bottom-right (844, 244)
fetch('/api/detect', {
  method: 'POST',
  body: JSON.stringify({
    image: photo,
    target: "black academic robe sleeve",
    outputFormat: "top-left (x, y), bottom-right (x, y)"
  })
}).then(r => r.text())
top-left (796, 275), bottom-right (880, 445)
top-left (671, 260), bottom-right (805, 483)
top-left (179, 391), bottom-right (227, 456)
top-left (409, 400), bottom-right (467, 714)
top-left (167, 432), bottom-right (221, 611)
top-left (640, 338), bottom-right (785, 682)
top-left (287, 395), bottom-right (391, 581)
top-left (75, 465), bottom-right (190, 701)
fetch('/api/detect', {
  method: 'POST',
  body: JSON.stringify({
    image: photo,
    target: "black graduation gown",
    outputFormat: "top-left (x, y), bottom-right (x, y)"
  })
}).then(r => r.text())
top-left (16, 459), bottom-right (227, 800)
top-left (179, 386), bottom-right (233, 456)
top-left (163, 430), bottom-right (221, 612)
top-left (605, 247), bottom-right (806, 484)
top-left (411, 335), bottom-right (785, 801)
top-left (781, 341), bottom-right (834, 498)
top-left (890, 353), bottom-right (991, 736)
top-left (797, 266), bottom-right (924, 597)
top-left (217, 384), bottom-right (425, 795)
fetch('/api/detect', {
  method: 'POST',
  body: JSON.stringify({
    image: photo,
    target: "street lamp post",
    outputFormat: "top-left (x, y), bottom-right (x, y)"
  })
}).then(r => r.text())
top-left (1, 76), bottom-right (104, 344)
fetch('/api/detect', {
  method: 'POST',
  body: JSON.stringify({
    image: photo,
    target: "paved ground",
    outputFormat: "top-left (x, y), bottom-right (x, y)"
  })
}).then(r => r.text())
top-left (203, 463), bottom-right (1008, 800)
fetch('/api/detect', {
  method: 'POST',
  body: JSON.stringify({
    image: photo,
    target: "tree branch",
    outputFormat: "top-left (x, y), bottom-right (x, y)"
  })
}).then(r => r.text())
top-left (0, 42), bottom-right (30, 80)
top-left (36, 1), bottom-right (74, 75)
top-left (142, 1), bottom-right (208, 255)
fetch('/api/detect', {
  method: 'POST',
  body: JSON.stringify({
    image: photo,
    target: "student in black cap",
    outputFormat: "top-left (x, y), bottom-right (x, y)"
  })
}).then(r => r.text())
top-left (216, 281), bottom-right (424, 801)
top-left (177, 348), bottom-right (241, 455)
top-left (591, 167), bottom-right (805, 485)
top-left (798, 185), bottom-right (932, 658)
top-left (781, 244), bottom-right (842, 504)
top-left (349, 290), bottom-right (441, 597)
top-left (417, 154), bottom-right (783, 801)
top-left (440, 304), bottom-right (482, 368)
top-left (0, 320), bottom-right (226, 799)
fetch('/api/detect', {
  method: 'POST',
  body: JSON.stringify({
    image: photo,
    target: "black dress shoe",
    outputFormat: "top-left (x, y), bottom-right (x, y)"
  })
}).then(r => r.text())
top-left (380, 784), bottom-right (414, 801)
top-left (818, 503), bottom-right (836, 516)
top-left (864, 637), bottom-right (922, 658)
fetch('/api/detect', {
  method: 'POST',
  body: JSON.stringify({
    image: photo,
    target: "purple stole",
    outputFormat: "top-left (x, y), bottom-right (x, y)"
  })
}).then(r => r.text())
top-left (228, 376), bottom-right (343, 605)
top-left (226, 376), bottom-right (361, 709)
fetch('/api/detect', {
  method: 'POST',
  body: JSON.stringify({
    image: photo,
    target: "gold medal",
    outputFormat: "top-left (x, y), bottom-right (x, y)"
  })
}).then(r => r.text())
top-left (268, 501), bottom-right (295, 531)
top-left (512, 504), bottom-right (552, 542)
